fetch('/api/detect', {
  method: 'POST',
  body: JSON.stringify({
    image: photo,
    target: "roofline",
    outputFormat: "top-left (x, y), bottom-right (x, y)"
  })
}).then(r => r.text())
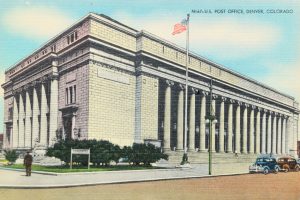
top-left (4, 13), bottom-right (297, 102)
top-left (5, 13), bottom-right (93, 73)
top-left (139, 30), bottom-right (295, 100)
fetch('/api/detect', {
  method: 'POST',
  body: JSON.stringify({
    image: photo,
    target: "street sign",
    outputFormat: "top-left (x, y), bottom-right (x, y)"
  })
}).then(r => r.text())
top-left (71, 149), bottom-right (90, 155)
top-left (70, 148), bottom-right (90, 170)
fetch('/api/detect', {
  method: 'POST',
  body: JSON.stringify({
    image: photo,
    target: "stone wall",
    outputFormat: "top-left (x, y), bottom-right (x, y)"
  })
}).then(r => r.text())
top-left (58, 64), bottom-right (89, 138)
top-left (88, 63), bottom-right (136, 146)
top-left (135, 73), bottom-right (159, 142)
top-left (89, 19), bottom-right (136, 52)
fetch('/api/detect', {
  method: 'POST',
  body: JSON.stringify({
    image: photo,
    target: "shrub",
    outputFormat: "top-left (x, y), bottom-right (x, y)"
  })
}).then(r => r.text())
top-left (4, 150), bottom-right (18, 163)
top-left (46, 139), bottom-right (122, 167)
top-left (123, 143), bottom-right (168, 166)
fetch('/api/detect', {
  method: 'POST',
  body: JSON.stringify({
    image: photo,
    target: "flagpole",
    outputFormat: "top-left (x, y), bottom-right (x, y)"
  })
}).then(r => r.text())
top-left (184, 13), bottom-right (190, 157)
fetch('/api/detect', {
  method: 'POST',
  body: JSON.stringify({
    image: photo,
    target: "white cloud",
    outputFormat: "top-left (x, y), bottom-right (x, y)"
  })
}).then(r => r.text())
top-left (114, 13), bottom-right (281, 59)
top-left (2, 7), bottom-right (74, 39)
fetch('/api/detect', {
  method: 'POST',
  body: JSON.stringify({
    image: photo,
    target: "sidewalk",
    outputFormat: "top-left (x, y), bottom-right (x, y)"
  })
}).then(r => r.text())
top-left (0, 163), bottom-right (250, 188)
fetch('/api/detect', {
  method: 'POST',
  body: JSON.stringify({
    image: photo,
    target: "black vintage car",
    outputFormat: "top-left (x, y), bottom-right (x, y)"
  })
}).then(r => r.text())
top-left (249, 156), bottom-right (280, 175)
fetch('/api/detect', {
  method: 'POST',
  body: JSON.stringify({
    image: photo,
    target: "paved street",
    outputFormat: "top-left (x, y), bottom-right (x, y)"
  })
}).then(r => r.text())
top-left (1, 172), bottom-right (299, 200)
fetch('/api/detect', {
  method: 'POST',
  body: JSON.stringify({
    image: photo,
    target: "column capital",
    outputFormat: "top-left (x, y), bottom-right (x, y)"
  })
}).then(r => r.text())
top-left (250, 105), bottom-right (256, 110)
top-left (31, 80), bottom-right (41, 88)
top-left (229, 99), bottom-right (235, 104)
top-left (262, 108), bottom-right (268, 113)
top-left (243, 103), bottom-right (249, 108)
top-left (212, 94), bottom-right (218, 100)
top-left (191, 87), bottom-right (198, 94)
top-left (166, 80), bottom-right (174, 86)
top-left (269, 111), bottom-right (274, 115)
top-left (178, 83), bottom-right (185, 90)
top-left (11, 89), bottom-right (18, 96)
top-left (202, 91), bottom-right (209, 96)
top-left (15, 87), bottom-right (24, 94)
top-left (50, 73), bottom-right (59, 81)
top-left (23, 84), bottom-right (32, 91)
top-left (257, 107), bottom-right (262, 112)
top-left (236, 100), bottom-right (242, 106)
top-left (40, 76), bottom-right (49, 83)
top-left (220, 96), bottom-right (227, 102)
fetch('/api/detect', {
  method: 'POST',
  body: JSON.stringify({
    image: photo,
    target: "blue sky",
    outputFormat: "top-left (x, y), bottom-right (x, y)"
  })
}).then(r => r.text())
top-left (0, 0), bottom-right (299, 131)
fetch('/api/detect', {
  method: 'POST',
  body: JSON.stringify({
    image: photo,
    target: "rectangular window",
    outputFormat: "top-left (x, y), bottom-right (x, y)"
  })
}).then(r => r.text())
top-left (67, 36), bottom-right (70, 44)
top-left (69, 86), bottom-right (73, 104)
top-left (74, 85), bottom-right (76, 103)
top-left (65, 88), bottom-right (69, 105)
top-left (75, 31), bottom-right (78, 40)
top-left (71, 34), bottom-right (74, 43)
top-left (66, 85), bottom-right (76, 105)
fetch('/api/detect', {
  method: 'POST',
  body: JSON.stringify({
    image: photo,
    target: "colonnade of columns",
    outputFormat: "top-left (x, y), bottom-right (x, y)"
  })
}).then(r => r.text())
top-left (162, 80), bottom-right (290, 155)
top-left (10, 74), bottom-right (58, 149)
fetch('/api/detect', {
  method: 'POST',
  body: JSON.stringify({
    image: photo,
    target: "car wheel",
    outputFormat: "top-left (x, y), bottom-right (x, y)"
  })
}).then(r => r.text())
top-left (263, 167), bottom-right (269, 175)
top-left (274, 166), bottom-right (280, 174)
top-left (295, 165), bottom-right (300, 172)
top-left (283, 165), bottom-right (289, 173)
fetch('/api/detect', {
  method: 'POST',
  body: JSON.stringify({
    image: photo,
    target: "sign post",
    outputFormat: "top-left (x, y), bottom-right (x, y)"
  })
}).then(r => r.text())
top-left (70, 148), bottom-right (90, 170)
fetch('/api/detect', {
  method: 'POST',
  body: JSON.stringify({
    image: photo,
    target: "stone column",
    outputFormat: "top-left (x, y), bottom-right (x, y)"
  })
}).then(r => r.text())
top-left (163, 80), bottom-right (173, 150)
top-left (18, 92), bottom-right (25, 148)
top-left (267, 112), bottom-right (272, 153)
top-left (188, 88), bottom-right (196, 151)
top-left (282, 116), bottom-right (286, 154)
top-left (277, 114), bottom-right (282, 154)
top-left (255, 108), bottom-right (261, 154)
top-left (211, 95), bottom-right (217, 153)
top-left (249, 105), bottom-right (255, 154)
top-left (24, 86), bottom-right (32, 148)
top-left (176, 84), bottom-right (184, 150)
top-left (49, 65), bottom-right (59, 147)
top-left (242, 103), bottom-right (248, 153)
top-left (40, 81), bottom-right (48, 146)
top-left (218, 97), bottom-right (226, 153)
top-left (272, 113), bottom-right (277, 154)
top-left (261, 109), bottom-right (267, 154)
top-left (235, 101), bottom-right (241, 153)
top-left (199, 91), bottom-right (207, 152)
top-left (31, 82), bottom-right (39, 147)
top-left (12, 94), bottom-right (19, 148)
top-left (227, 99), bottom-right (234, 153)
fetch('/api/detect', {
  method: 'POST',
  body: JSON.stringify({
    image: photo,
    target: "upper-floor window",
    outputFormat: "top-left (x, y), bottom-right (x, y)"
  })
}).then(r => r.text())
top-left (65, 85), bottom-right (77, 105)
top-left (67, 31), bottom-right (78, 45)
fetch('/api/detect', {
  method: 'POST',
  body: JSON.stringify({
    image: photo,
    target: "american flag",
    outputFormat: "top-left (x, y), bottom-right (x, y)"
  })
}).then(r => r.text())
top-left (172, 19), bottom-right (187, 35)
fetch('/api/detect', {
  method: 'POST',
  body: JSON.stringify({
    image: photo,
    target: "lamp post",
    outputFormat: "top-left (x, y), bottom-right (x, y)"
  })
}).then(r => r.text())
top-left (205, 79), bottom-right (217, 175)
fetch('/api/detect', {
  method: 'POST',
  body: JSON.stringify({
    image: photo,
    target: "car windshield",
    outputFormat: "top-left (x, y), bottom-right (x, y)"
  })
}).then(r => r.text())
top-left (256, 158), bottom-right (264, 162)
top-left (256, 158), bottom-right (273, 163)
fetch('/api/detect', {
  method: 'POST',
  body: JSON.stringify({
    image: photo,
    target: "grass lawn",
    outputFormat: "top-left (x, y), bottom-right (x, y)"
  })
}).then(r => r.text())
top-left (3, 164), bottom-right (161, 173)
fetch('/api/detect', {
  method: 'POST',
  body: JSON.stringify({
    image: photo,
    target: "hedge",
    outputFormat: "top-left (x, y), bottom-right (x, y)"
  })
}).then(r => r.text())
top-left (46, 139), bottom-right (168, 166)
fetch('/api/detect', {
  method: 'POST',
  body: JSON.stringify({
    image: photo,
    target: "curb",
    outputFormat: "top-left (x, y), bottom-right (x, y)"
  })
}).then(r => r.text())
top-left (0, 172), bottom-right (249, 189)
top-left (0, 166), bottom-right (187, 176)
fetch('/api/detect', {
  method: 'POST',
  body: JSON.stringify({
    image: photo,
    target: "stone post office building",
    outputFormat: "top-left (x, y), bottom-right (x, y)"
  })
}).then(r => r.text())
top-left (2, 13), bottom-right (299, 158)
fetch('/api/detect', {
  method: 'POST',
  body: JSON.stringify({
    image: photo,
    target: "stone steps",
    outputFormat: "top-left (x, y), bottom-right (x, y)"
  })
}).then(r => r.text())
top-left (166, 151), bottom-right (257, 164)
